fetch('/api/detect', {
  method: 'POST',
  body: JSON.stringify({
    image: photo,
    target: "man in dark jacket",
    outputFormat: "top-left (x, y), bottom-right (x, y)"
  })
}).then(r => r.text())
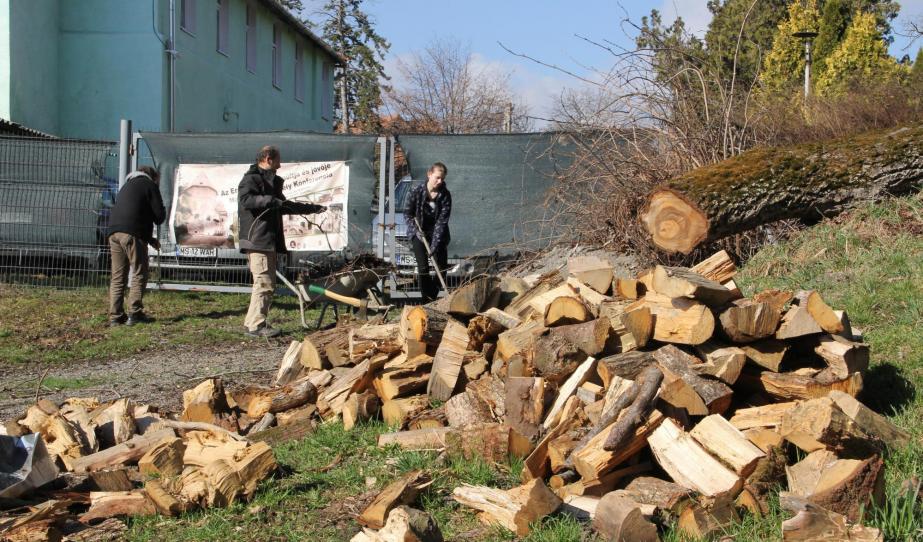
top-left (238, 146), bottom-right (326, 337)
top-left (107, 166), bottom-right (166, 326)
top-left (404, 162), bottom-right (451, 302)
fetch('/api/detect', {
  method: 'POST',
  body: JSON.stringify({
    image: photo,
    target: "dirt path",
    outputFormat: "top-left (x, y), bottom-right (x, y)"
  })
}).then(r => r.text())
top-left (0, 339), bottom-right (291, 419)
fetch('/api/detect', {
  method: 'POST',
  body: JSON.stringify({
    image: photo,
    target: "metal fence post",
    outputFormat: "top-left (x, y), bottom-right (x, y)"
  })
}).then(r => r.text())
top-left (118, 119), bottom-right (131, 189)
top-left (376, 136), bottom-right (386, 260)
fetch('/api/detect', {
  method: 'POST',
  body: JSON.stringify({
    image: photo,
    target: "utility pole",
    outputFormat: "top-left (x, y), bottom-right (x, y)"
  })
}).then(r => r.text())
top-left (793, 30), bottom-right (819, 99)
top-left (337, 0), bottom-right (350, 134)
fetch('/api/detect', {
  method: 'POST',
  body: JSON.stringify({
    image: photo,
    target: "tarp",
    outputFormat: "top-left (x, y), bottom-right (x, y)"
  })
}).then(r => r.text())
top-left (141, 132), bottom-right (379, 256)
top-left (397, 133), bottom-right (572, 257)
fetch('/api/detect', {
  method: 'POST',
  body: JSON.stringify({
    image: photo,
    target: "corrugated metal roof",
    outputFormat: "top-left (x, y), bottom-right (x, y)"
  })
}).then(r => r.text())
top-left (0, 118), bottom-right (56, 138)
top-left (259, 0), bottom-right (344, 64)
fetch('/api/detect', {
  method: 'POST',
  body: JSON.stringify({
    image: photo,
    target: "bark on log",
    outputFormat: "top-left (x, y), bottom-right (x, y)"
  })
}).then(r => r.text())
top-left (591, 494), bottom-right (659, 542)
top-left (602, 365), bottom-right (663, 451)
top-left (448, 276), bottom-right (494, 317)
top-left (640, 124), bottom-right (923, 253)
top-left (406, 306), bottom-right (450, 346)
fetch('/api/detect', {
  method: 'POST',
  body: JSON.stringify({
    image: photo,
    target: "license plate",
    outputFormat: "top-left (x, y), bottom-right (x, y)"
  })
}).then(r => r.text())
top-left (177, 246), bottom-right (218, 257)
top-left (397, 254), bottom-right (417, 266)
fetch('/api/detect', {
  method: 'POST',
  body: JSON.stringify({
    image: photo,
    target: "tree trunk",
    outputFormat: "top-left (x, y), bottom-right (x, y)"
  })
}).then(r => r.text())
top-left (641, 124), bottom-right (923, 253)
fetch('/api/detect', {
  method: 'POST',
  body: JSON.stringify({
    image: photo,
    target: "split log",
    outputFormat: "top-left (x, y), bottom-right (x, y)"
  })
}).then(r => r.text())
top-left (794, 290), bottom-right (844, 334)
top-left (18, 399), bottom-right (59, 434)
top-left (621, 476), bottom-right (693, 517)
top-left (452, 479), bottom-right (561, 537)
top-left (828, 390), bottom-right (910, 448)
top-left (460, 351), bottom-right (489, 383)
top-left (236, 378), bottom-right (318, 419)
top-left (275, 341), bottom-right (304, 385)
top-left (785, 450), bottom-right (885, 522)
top-left (677, 496), bottom-right (739, 540)
top-left (144, 479), bottom-right (185, 516)
top-left (343, 391), bottom-right (381, 431)
top-left (629, 292), bottom-right (715, 345)
top-left (40, 414), bottom-right (88, 470)
top-left (610, 306), bottom-right (653, 352)
top-left (614, 278), bottom-right (644, 300)
top-left (596, 351), bottom-right (655, 384)
top-left (377, 427), bottom-right (452, 450)
top-left (505, 377), bottom-right (545, 442)
top-left (521, 397), bottom-right (583, 482)
top-left (248, 413), bottom-right (276, 434)
top-left (602, 365), bottom-right (663, 452)
top-left (352, 506), bottom-right (443, 542)
top-left (427, 318), bottom-right (469, 401)
top-left (744, 370), bottom-right (863, 401)
top-left (466, 376), bottom-right (507, 421)
top-left (318, 358), bottom-right (374, 417)
top-left (689, 414), bottom-right (765, 476)
top-left (181, 379), bottom-right (230, 424)
top-left (200, 441), bottom-right (277, 507)
top-left (88, 469), bottom-right (134, 492)
top-left (730, 402), bottom-right (798, 430)
top-left (358, 470), bottom-right (432, 529)
top-left (544, 296), bottom-right (592, 327)
top-left (568, 255), bottom-right (614, 294)
top-left (477, 307), bottom-right (522, 332)
top-left (523, 334), bottom-right (585, 384)
top-left (93, 399), bottom-right (137, 449)
top-left (138, 436), bottom-right (185, 478)
top-left (694, 341), bottom-right (746, 384)
top-left (349, 323), bottom-right (403, 362)
top-left (506, 273), bottom-right (565, 319)
top-left (405, 306), bottom-right (450, 346)
top-left (780, 397), bottom-right (881, 456)
top-left (569, 463), bottom-right (653, 498)
top-left (814, 335), bottom-right (870, 380)
top-left (325, 332), bottom-right (352, 367)
top-left (571, 410), bottom-right (664, 482)
top-left (648, 418), bottom-right (743, 497)
top-left (690, 249), bottom-right (737, 283)
top-left (777, 305), bottom-right (824, 340)
top-left (445, 391), bottom-right (494, 428)
top-left (567, 277), bottom-right (610, 313)
top-left (382, 396), bottom-right (430, 428)
top-left (654, 345), bottom-right (733, 415)
top-left (407, 407), bottom-right (447, 431)
top-left (548, 318), bottom-right (610, 357)
top-left (467, 315), bottom-right (505, 351)
top-left (80, 491), bottom-right (156, 523)
top-left (496, 320), bottom-right (545, 361)
top-left (542, 356), bottom-right (596, 430)
top-left (448, 276), bottom-right (494, 316)
top-left (600, 375), bottom-right (635, 417)
top-left (275, 404), bottom-right (316, 426)
top-left (444, 423), bottom-right (527, 463)
top-left (591, 493), bottom-right (659, 542)
top-left (719, 302), bottom-right (781, 343)
top-left (652, 265), bottom-right (737, 306)
top-left (301, 326), bottom-right (348, 370)
top-left (373, 354), bottom-right (432, 401)
top-left (743, 428), bottom-right (785, 453)
top-left (71, 428), bottom-right (175, 473)
top-left (639, 124), bottom-right (923, 253)
top-left (780, 493), bottom-right (883, 542)
top-left (576, 382), bottom-right (604, 404)
top-left (182, 430), bottom-right (248, 467)
top-left (741, 339), bottom-right (789, 372)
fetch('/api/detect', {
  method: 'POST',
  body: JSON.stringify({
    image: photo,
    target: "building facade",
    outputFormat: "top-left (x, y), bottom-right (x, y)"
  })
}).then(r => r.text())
top-left (0, 0), bottom-right (338, 141)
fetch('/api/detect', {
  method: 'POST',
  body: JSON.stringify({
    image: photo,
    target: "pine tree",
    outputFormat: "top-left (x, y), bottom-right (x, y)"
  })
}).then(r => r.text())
top-left (319, 0), bottom-right (390, 133)
top-left (815, 10), bottom-right (903, 95)
top-left (704, 0), bottom-right (790, 83)
top-left (760, 0), bottom-right (821, 94)
top-left (813, 0), bottom-right (851, 77)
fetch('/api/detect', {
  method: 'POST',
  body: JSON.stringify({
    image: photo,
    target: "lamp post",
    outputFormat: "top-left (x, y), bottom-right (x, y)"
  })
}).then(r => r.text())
top-left (793, 30), bottom-right (819, 98)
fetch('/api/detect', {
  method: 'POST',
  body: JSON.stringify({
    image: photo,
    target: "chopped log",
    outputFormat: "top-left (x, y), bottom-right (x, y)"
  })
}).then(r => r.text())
top-left (690, 249), bottom-right (737, 283)
top-left (559, 494), bottom-right (599, 521)
top-left (548, 318), bottom-right (610, 357)
top-left (568, 255), bottom-right (614, 294)
top-left (448, 276), bottom-right (493, 316)
top-left (358, 470), bottom-right (432, 529)
top-left (343, 391), bottom-right (381, 431)
top-left (465, 376), bottom-right (507, 421)
top-left (65, 518), bottom-right (129, 541)
top-left (523, 334), bottom-right (585, 384)
top-left (814, 335), bottom-right (870, 380)
top-left (777, 305), bottom-right (824, 340)
top-left (521, 397), bottom-right (583, 482)
top-left (138, 436), bottom-right (185, 478)
top-left (276, 404), bottom-right (317, 426)
top-left (610, 306), bottom-right (653, 352)
top-left (445, 391), bottom-right (494, 428)
top-left (182, 430), bottom-right (248, 468)
top-left (785, 451), bottom-right (885, 522)
top-left (743, 428), bottom-right (785, 453)
top-left (181, 379), bottom-right (230, 424)
top-left (496, 320), bottom-right (545, 361)
top-left (654, 345), bottom-right (733, 415)
top-left (318, 358), bottom-right (373, 417)
top-left (828, 390), bottom-right (910, 448)
top-left (40, 414), bottom-right (88, 470)
top-left (427, 318), bottom-right (469, 401)
top-left (461, 351), bottom-right (489, 383)
top-left (275, 340), bottom-right (304, 385)
top-left (571, 410), bottom-right (665, 482)
top-left (405, 306), bottom-right (450, 346)
top-left (94, 399), bottom-right (137, 449)
top-left (794, 290), bottom-right (844, 334)
top-left (567, 277), bottom-right (610, 313)
top-left (301, 326), bottom-right (348, 370)
top-left (689, 414), bottom-right (765, 476)
top-left (467, 316), bottom-right (505, 352)
top-left (576, 382), bottom-right (604, 404)
top-left (200, 441), bottom-right (277, 507)
top-left (80, 491), bottom-right (156, 523)
top-left (248, 413), bottom-right (276, 434)
top-left (648, 418), bottom-right (743, 497)
top-left (621, 476), bottom-right (693, 517)
top-left (629, 292), bottom-right (715, 345)
top-left (505, 377), bottom-right (545, 442)
top-left (602, 365), bottom-right (663, 451)
top-left (639, 125), bottom-right (923, 254)
top-left (453, 479), bottom-right (561, 537)
top-left (652, 265), bottom-right (737, 306)
top-left (543, 296), bottom-right (592, 327)
top-left (677, 496), bottom-right (738, 540)
top-left (352, 506), bottom-right (443, 542)
top-left (572, 463), bottom-right (653, 498)
top-left (407, 406), bottom-right (447, 431)
top-left (527, 283), bottom-right (579, 318)
top-left (591, 493), bottom-right (659, 542)
top-left (741, 339), bottom-right (789, 372)
top-left (479, 307), bottom-right (522, 331)
top-left (600, 374), bottom-right (635, 416)
top-left (144, 479), bottom-right (184, 516)
top-left (719, 302), bottom-right (781, 343)
top-left (377, 427), bottom-right (452, 450)
top-left (547, 429), bottom-right (587, 474)
top-left (694, 341), bottom-right (746, 384)
top-left (237, 378), bottom-right (318, 419)
top-left (349, 323), bottom-right (403, 362)
top-left (444, 423), bottom-right (523, 463)
top-left (780, 493), bottom-right (884, 542)
top-left (596, 351), bottom-right (655, 384)
top-left (71, 428), bottom-right (175, 473)
top-left (745, 370), bottom-right (863, 401)
top-left (18, 399), bottom-right (58, 433)
top-left (780, 397), bottom-right (880, 456)
top-left (382, 395), bottom-right (430, 428)
top-left (373, 354), bottom-right (432, 401)
top-left (542, 356), bottom-right (596, 429)
top-left (325, 332), bottom-right (352, 367)
top-left (88, 469), bottom-right (134, 492)
top-left (614, 278), bottom-right (644, 300)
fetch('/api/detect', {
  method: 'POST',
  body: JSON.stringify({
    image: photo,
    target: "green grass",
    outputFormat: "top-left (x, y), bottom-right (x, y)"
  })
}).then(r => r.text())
top-left (0, 287), bottom-right (329, 365)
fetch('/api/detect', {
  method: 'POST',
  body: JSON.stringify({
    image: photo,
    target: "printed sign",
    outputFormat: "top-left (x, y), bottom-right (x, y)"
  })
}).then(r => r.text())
top-left (169, 161), bottom-right (348, 251)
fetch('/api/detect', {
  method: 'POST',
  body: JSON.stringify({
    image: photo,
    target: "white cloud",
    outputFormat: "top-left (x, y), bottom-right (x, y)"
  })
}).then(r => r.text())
top-left (660, 0), bottom-right (713, 38)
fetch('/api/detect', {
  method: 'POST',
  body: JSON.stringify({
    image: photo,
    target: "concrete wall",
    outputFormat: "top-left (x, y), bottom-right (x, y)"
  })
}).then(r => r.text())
top-left (173, 0), bottom-right (334, 134)
top-left (4, 0), bottom-right (60, 135)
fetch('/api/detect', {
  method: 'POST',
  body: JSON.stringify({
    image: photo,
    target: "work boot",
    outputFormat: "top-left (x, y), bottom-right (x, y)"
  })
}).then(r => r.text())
top-left (126, 312), bottom-right (154, 326)
top-left (245, 324), bottom-right (281, 338)
top-left (109, 315), bottom-right (126, 327)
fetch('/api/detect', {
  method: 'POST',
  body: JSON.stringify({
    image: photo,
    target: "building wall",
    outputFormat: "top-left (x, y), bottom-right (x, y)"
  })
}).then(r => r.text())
top-left (4, 0), bottom-right (60, 135)
top-left (173, 0), bottom-right (334, 134)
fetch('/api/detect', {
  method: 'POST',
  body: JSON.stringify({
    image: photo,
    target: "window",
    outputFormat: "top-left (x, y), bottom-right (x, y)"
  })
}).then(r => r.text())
top-left (216, 0), bottom-right (229, 55)
top-left (295, 43), bottom-right (304, 102)
top-left (272, 25), bottom-right (282, 89)
top-left (180, 0), bottom-right (197, 34)
top-left (245, 4), bottom-right (256, 73)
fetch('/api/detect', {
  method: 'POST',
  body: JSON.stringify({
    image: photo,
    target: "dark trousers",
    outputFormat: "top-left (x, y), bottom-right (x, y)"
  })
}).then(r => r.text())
top-left (412, 235), bottom-right (447, 302)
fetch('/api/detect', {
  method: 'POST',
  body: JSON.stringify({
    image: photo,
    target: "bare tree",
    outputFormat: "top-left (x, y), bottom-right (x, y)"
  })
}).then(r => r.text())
top-left (385, 38), bottom-right (533, 134)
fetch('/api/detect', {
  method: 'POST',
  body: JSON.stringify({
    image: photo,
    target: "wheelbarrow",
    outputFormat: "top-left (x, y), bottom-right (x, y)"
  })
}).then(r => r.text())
top-left (275, 266), bottom-right (393, 329)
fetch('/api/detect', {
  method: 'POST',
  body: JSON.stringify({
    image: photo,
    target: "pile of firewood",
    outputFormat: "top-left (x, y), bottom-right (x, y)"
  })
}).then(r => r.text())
top-left (0, 390), bottom-right (279, 540)
top-left (276, 250), bottom-right (907, 541)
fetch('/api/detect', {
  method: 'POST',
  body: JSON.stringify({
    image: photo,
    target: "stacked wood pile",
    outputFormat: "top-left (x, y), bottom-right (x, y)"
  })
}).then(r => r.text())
top-left (292, 251), bottom-right (905, 540)
top-left (0, 391), bottom-right (279, 540)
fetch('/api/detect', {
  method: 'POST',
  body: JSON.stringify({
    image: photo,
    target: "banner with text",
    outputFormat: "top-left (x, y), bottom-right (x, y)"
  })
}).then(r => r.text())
top-left (169, 161), bottom-right (348, 252)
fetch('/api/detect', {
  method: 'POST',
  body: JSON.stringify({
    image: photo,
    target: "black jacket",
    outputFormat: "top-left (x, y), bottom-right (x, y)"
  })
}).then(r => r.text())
top-left (237, 164), bottom-right (324, 253)
top-left (404, 183), bottom-right (451, 251)
top-left (108, 171), bottom-right (166, 244)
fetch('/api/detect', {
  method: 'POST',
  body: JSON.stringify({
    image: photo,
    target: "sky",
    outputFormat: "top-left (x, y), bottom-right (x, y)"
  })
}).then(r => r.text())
top-left (302, 0), bottom-right (923, 125)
